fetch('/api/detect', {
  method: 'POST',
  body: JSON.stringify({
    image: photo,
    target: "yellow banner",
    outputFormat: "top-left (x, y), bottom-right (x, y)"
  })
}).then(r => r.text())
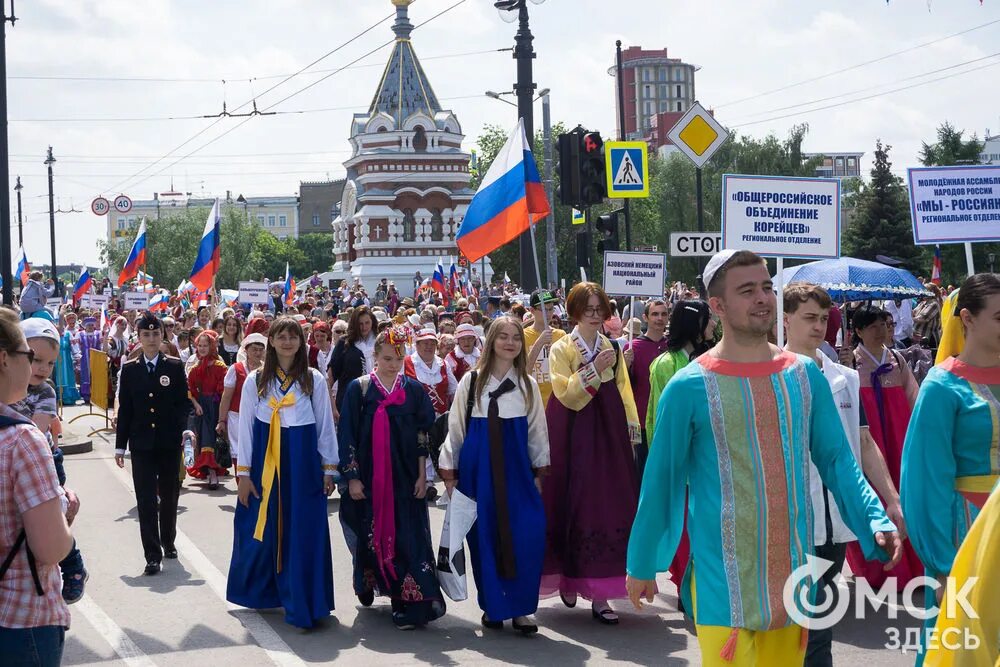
top-left (89, 349), bottom-right (110, 411)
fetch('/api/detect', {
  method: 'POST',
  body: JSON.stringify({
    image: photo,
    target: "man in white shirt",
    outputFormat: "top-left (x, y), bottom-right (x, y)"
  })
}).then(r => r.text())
top-left (784, 283), bottom-right (907, 667)
top-left (883, 298), bottom-right (914, 347)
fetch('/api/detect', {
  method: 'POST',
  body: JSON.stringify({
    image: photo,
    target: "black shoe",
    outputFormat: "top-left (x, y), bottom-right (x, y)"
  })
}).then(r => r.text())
top-left (481, 613), bottom-right (504, 631)
top-left (425, 487), bottom-right (439, 503)
top-left (164, 549), bottom-right (178, 559)
top-left (392, 612), bottom-right (416, 631)
top-left (512, 616), bottom-right (538, 635)
top-left (592, 607), bottom-right (619, 625)
top-left (560, 592), bottom-right (577, 608)
top-left (144, 561), bottom-right (161, 575)
top-left (358, 589), bottom-right (374, 607)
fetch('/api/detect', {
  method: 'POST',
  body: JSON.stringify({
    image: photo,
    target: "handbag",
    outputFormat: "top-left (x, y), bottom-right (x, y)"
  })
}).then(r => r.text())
top-left (214, 432), bottom-right (233, 469)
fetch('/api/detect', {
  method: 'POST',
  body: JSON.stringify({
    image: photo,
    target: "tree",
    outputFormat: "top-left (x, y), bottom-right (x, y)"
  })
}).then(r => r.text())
top-left (919, 122), bottom-right (983, 167)
top-left (293, 233), bottom-right (334, 277)
top-left (842, 140), bottom-right (921, 268)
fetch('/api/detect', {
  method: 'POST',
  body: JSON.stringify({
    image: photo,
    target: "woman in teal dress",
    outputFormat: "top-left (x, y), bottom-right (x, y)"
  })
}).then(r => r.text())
top-left (55, 312), bottom-right (81, 405)
top-left (901, 272), bottom-right (1000, 665)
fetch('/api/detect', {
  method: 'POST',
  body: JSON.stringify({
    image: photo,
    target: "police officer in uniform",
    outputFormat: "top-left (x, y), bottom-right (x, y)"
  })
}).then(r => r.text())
top-left (114, 312), bottom-right (189, 575)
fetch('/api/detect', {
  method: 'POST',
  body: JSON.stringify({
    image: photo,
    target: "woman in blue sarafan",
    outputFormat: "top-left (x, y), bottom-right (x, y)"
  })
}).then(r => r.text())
top-left (226, 317), bottom-right (338, 629)
top-left (337, 325), bottom-right (446, 630)
top-left (440, 315), bottom-right (550, 635)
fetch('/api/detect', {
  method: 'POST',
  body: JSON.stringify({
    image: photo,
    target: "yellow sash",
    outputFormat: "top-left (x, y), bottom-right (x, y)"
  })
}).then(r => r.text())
top-left (253, 392), bottom-right (296, 572)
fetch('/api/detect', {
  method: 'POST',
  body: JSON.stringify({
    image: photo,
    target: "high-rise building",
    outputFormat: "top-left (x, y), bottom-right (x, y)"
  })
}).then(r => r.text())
top-left (613, 47), bottom-right (699, 140)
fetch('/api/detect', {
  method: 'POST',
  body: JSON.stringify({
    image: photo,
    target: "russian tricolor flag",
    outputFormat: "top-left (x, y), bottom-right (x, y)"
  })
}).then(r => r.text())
top-left (149, 290), bottom-right (169, 313)
top-left (72, 267), bottom-right (93, 304)
top-left (448, 258), bottom-right (459, 298)
top-left (189, 199), bottom-right (221, 292)
top-left (931, 245), bottom-right (942, 285)
top-left (284, 263), bottom-right (296, 306)
top-left (118, 217), bottom-right (147, 287)
top-left (431, 257), bottom-right (449, 305)
top-left (14, 246), bottom-right (30, 287)
top-left (457, 119), bottom-right (550, 263)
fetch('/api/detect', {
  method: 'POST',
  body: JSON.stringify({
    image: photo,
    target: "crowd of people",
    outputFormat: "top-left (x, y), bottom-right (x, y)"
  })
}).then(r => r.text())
top-left (1, 254), bottom-right (997, 667)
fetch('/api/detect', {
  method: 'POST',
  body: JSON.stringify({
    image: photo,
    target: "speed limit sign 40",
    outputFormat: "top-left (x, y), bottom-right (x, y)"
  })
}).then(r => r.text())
top-left (113, 195), bottom-right (133, 213)
top-left (91, 197), bottom-right (110, 216)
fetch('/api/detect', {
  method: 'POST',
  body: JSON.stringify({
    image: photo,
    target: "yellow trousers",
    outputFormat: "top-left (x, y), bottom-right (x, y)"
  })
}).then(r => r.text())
top-left (692, 569), bottom-right (806, 667)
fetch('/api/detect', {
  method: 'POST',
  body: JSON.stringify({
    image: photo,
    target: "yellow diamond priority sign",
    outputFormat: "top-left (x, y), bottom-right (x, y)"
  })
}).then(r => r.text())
top-left (666, 102), bottom-right (730, 168)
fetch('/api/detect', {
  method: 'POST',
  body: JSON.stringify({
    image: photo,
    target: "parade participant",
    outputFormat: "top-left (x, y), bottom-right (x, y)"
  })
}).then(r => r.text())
top-left (901, 273), bottom-right (1000, 665)
top-left (308, 321), bottom-right (333, 372)
top-left (336, 326), bottom-right (445, 630)
top-left (185, 331), bottom-right (231, 488)
top-left (106, 316), bottom-right (129, 410)
top-left (162, 317), bottom-right (179, 349)
top-left (329, 305), bottom-right (376, 421)
top-left (850, 304), bottom-right (922, 588)
top-left (114, 312), bottom-right (189, 575)
top-left (437, 333), bottom-right (456, 360)
top-left (77, 317), bottom-right (102, 403)
top-left (177, 330), bottom-right (193, 364)
top-left (0, 309), bottom-right (74, 666)
top-left (923, 485), bottom-right (1000, 667)
top-left (11, 318), bottom-right (88, 604)
top-left (542, 281), bottom-right (641, 625)
top-left (783, 282), bottom-right (907, 667)
top-left (623, 299), bottom-right (670, 482)
top-left (440, 316), bottom-right (549, 635)
top-left (445, 323), bottom-right (481, 384)
top-left (217, 334), bottom-right (266, 482)
top-left (626, 250), bottom-right (901, 667)
top-left (197, 306), bottom-right (212, 329)
top-left (54, 313), bottom-right (81, 406)
top-left (227, 317), bottom-right (336, 630)
top-left (404, 329), bottom-right (457, 416)
top-left (218, 316), bottom-right (242, 366)
top-left (524, 289), bottom-right (565, 407)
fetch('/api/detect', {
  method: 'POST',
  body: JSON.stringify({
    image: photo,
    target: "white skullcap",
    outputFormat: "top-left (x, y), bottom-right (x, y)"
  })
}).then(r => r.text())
top-left (702, 249), bottom-right (739, 293)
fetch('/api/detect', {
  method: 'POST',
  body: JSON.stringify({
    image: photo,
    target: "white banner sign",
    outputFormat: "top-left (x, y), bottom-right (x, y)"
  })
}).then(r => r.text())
top-left (602, 251), bottom-right (668, 298)
top-left (722, 175), bottom-right (841, 260)
top-left (239, 281), bottom-right (271, 305)
top-left (81, 293), bottom-right (110, 309)
top-left (45, 297), bottom-right (63, 313)
top-left (907, 164), bottom-right (1000, 245)
top-left (670, 232), bottom-right (722, 257)
top-left (123, 291), bottom-right (149, 310)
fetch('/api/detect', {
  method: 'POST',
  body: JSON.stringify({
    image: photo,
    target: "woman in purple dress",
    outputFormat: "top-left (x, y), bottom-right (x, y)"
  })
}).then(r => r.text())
top-left (541, 282), bottom-right (641, 625)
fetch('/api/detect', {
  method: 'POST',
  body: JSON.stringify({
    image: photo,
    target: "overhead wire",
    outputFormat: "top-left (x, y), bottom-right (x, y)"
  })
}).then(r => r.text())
top-left (715, 17), bottom-right (1000, 108)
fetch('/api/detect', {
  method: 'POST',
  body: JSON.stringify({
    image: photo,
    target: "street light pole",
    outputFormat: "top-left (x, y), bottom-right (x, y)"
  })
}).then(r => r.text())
top-left (0, 2), bottom-right (17, 305)
top-left (45, 146), bottom-right (58, 296)
top-left (615, 40), bottom-right (633, 251)
top-left (542, 93), bottom-right (557, 287)
top-left (14, 175), bottom-right (22, 247)
top-left (505, 0), bottom-right (539, 292)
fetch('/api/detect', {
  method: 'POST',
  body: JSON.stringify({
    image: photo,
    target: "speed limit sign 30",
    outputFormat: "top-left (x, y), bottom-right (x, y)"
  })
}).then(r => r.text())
top-left (91, 197), bottom-right (110, 216)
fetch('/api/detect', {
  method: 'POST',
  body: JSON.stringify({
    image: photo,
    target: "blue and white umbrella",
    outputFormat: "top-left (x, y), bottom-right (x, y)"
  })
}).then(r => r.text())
top-left (780, 257), bottom-right (930, 301)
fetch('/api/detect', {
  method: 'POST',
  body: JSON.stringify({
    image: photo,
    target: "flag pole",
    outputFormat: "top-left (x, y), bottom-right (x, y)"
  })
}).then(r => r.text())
top-left (527, 215), bottom-right (548, 327)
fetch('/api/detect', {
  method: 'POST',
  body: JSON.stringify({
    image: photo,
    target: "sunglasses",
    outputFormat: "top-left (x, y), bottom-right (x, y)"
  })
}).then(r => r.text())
top-left (10, 348), bottom-right (35, 363)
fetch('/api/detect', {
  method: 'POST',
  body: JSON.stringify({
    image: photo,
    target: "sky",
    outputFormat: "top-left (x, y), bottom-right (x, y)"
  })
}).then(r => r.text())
top-left (6, 0), bottom-right (1000, 266)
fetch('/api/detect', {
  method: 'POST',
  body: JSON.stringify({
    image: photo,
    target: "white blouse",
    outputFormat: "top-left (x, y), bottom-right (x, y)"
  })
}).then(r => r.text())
top-left (409, 352), bottom-right (458, 399)
top-left (236, 368), bottom-right (338, 477)
top-left (439, 368), bottom-right (550, 475)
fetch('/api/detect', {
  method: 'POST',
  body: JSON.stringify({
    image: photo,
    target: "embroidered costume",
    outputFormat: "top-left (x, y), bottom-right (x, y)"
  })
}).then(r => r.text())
top-left (403, 353), bottom-right (457, 416)
top-left (55, 329), bottom-right (81, 405)
top-left (77, 327), bottom-right (102, 403)
top-left (337, 373), bottom-right (446, 627)
top-left (541, 328), bottom-right (641, 602)
top-left (186, 337), bottom-right (230, 479)
top-left (226, 368), bottom-right (337, 629)
top-left (440, 370), bottom-right (550, 622)
top-left (628, 352), bottom-right (894, 667)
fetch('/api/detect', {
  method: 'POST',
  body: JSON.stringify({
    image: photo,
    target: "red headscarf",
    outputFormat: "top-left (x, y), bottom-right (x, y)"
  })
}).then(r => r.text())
top-left (194, 330), bottom-right (220, 367)
top-left (245, 317), bottom-right (270, 338)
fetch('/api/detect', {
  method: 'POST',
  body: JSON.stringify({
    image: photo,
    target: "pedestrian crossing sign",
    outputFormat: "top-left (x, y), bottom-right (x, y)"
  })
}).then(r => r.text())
top-left (605, 141), bottom-right (649, 198)
top-left (572, 208), bottom-right (586, 225)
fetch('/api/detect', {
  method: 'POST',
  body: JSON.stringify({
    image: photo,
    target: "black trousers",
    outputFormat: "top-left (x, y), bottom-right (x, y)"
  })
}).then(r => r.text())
top-left (805, 540), bottom-right (848, 667)
top-left (130, 448), bottom-right (181, 563)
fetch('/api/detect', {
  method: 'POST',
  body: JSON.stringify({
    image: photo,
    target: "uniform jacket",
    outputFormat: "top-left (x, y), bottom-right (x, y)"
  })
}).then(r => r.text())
top-left (115, 355), bottom-right (189, 453)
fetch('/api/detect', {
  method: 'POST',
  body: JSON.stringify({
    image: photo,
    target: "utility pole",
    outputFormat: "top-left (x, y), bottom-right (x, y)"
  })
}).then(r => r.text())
top-left (14, 175), bottom-right (22, 247)
top-left (616, 40), bottom-right (633, 251)
top-left (0, 2), bottom-right (17, 305)
top-left (45, 147), bottom-right (58, 296)
top-left (542, 93), bottom-right (557, 287)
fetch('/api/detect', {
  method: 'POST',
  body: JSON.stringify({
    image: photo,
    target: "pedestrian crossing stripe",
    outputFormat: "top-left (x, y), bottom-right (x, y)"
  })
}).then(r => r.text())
top-left (605, 141), bottom-right (650, 198)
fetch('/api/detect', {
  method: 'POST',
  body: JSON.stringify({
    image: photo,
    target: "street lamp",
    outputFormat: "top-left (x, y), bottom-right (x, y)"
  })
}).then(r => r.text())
top-left (237, 193), bottom-right (248, 223)
top-left (494, 0), bottom-right (545, 292)
top-left (989, 252), bottom-right (996, 273)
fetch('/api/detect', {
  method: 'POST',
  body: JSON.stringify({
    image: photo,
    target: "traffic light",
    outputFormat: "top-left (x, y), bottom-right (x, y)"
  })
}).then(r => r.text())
top-left (575, 229), bottom-right (592, 273)
top-left (580, 131), bottom-right (606, 206)
top-left (596, 209), bottom-right (621, 253)
top-left (557, 130), bottom-right (582, 206)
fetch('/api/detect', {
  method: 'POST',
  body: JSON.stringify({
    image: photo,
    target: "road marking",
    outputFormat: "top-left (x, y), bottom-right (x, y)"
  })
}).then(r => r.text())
top-left (75, 595), bottom-right (157, 667)
top-left (103, 454), bottom-right (306, 667)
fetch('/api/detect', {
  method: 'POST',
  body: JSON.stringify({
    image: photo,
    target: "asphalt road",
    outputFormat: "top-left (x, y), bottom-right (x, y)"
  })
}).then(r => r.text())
top-left (58, 405), bottom-right (921, 666)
